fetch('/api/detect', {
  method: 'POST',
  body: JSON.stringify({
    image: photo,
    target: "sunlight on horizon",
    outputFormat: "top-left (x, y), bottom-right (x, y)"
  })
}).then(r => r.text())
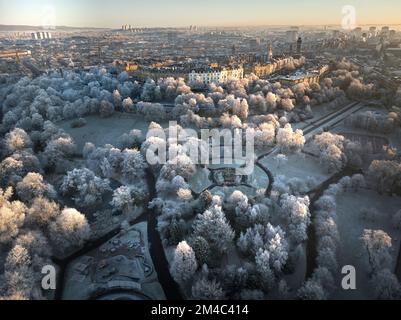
top-left (0, 0), bottom-right (401, 28)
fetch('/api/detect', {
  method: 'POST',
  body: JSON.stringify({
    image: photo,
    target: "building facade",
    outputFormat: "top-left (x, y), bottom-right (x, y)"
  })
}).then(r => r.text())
top-left (188, 66), bottom-right (244, 84)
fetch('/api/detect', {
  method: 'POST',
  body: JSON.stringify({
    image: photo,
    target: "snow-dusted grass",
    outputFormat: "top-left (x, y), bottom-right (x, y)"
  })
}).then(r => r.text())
top-left (333, 190), bottom-right (401, 299)
top-left (188, 167), bottom-right (212, 194)
top-left (249, 165), bottom-right (270, 189)
top-left (59, 113), bottom-right (169, 150)
top-left (259, 152), bottom-right (329, 188)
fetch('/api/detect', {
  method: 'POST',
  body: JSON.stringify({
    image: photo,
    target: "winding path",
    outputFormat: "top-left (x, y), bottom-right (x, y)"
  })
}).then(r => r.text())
top-left (52, 170), bottom-right (182, 300)
top-left (145, 169), bottom-right (182, 300)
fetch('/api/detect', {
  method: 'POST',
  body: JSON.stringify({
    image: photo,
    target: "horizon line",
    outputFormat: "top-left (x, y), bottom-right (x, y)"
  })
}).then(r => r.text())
top-left (1, 23), bottom-right (401, 30)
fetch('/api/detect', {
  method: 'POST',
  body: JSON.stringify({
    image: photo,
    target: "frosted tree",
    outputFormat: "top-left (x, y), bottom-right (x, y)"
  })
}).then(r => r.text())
top-left (371, 269), bottom-right (401, 300)
top-left (117, 129), bottom-right (142, 149)
top-left (255, 249), bottom-right (275, 288)
top-left (0, 187), bottom-right (26, 244)
top-left (313, 132), bottom-right (345, 151)
top-left (162, 154), bottom-right (196, 180)
top-left (297, 279), bottom-right (327, 300)
top-left (254, 122), bottom-right (276, 147)
top-left (192, 204), bottom-right (234, 254)
top-left (122, 97), bottom-right (135, 112)
top-left (187, 236), bottom-right (211, 266)
top-left (280, 98), bottom-right (295, 111)
top-left (266, 92), bottom-right (278, 111)
top-left (321, 144), bottom-right (345, 172)
top-left (121, 148), bottom-right (148, 183)
top-left (361, 229), bottom-right (393, 275)
top-left (60, 168), bottom-right (111, 207)
top-left (99, 100), bottom-right (114, 118)
top-left (315, 195), bottom-right (336, 212)
top-left (41, 136), bottom-right (77, 172)
top-left (110, 185), bottom-right (147, 214)
top-left (170, 241), bottom-right (198, 284)
top-left (280, 194), bottom-right (311, 245)
top-left (312, 267), bottom-right (335, 293)
top-left (140, 79), bottom-right (157, 101)
top-left (227, 190), bottom-right (249, 214)
top-left (156, 174), bottom-right (189, 197)
top-left (276, 124), bottom-right (305, 154)
top-left (136, 102), bottom-right (166, 121)
top-left (14, 230), bottom-right (52, 270)
top-left (3, 128), bottom-right (32, 156)
top-left (2, 245), bottom-right (35, 299)
top-left (313, 132), bottom-right (347, 172)
top-left (316, 247), bottom-right (338, 274)
top-left (0, 157), bottom-right (22, 187)
top-left (28, 196), bottom-right (60, 227)
top-left (232, 99), bottom-right (249, 121)
top-left (113, 89), bottom-right (122, 110)
top-left (49, 208), bottom-right (91, 252)
top-left (177, 188), bottom-right (193, 202)
top-left (368, 160), bottom-right (401, 194)
top-left (191, 277), bottom-right (225, 300)
top-left (237, 223), bottom-right (288, 273)
top-left (16, 173), bottom-right (54, 203)
top-left (227, 191), bottom-right (270, 229)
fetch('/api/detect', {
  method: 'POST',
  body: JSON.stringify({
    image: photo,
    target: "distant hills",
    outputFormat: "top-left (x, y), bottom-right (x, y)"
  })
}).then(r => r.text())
top-left (0, 25), bottom-right (110, 31)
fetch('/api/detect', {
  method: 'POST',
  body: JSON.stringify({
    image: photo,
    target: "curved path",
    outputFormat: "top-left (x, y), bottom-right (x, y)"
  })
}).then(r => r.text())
top-left (199, 153), bottom-right (274, 198)
top-left (145, 169), bottom-right (182, 300)
top-left (53, 170), bottom-right (182, 300)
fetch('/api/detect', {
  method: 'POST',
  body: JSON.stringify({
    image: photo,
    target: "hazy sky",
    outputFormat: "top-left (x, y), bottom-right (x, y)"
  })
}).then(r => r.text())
top-left (0, 0), bottom-right (400, 28)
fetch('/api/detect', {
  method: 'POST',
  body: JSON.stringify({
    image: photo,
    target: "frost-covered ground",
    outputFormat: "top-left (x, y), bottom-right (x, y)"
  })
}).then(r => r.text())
top-left (333, 189), bottom-right (401, 299)
top-left (188, 167), bottom-right (212, 194)
top-left (59, 113), bottom-right (169, 150)
top-left (259, 152), bottom-right (330, 189)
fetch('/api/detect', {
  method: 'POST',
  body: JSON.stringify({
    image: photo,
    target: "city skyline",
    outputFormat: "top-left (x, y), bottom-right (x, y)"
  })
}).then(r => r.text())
top-left (1, 0), bottom-right (401, 28)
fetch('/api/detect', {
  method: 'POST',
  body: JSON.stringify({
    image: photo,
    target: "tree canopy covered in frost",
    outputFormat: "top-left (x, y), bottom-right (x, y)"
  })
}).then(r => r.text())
top-left (0, 187), bottom-right (26, 244)
top-left (279, 194), bottom-right (310, 245)
top-left (237, 223), bottom-right (288, 273)
top-left (121, 148), bottom-right (148, 183)
top-left (361, 229), bottom-right (393, 274)
top-left (191, 276), bottom-right (226, 300)
top-left (49, 208), bottom-right (91, 252)
top-left (16, 173), bottom-right (54, 203)
top-left (170, 241), bottom-right (198, 284)
top-left (110, 185), bottom-right (147, 214)
top-left (276, 124), bottom-right (305, 154)
top-left (60, 168), bottom-right (111, 207)
top-left (192, 202), bottom-right (234, 254)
